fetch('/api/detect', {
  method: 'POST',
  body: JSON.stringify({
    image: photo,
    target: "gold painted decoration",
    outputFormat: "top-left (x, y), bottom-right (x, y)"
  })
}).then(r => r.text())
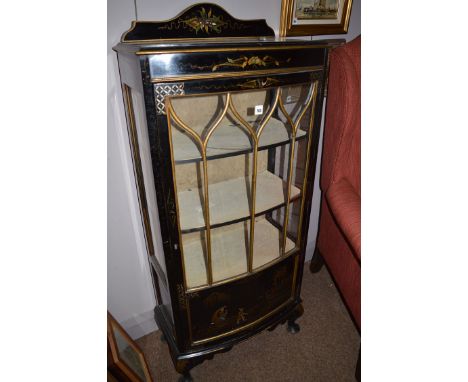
top-left (236, 308), bottom-right (248, 324)
top-left (182, 7), bottom-right (227, 34)
top-left (120, 3), bottom-right (274, 42)
top-left (156, 7), bottom-right (240, 35)
top-left (211, 306), bottom-right (228, 325)
top-left (191, 56), bottom-right (292, 72)
top-left (240, 77), bottom-right (280, 89)
top-left (153, 6), bottom-right (258, 35)
top-left (188, 76), bottom-right (285, 92)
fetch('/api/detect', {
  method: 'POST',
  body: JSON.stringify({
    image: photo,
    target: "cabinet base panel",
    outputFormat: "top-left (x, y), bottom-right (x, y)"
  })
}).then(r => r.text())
top-left (154, 301), bottom-right (304, 378)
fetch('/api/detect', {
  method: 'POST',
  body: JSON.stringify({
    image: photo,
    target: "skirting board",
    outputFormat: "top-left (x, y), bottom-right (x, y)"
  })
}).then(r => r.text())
top-left (121, 309), bottom-right (159, 340)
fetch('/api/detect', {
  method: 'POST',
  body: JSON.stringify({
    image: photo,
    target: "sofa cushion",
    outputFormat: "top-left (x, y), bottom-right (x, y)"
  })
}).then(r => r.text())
top-left (325, 177), bottom-right (361, 261)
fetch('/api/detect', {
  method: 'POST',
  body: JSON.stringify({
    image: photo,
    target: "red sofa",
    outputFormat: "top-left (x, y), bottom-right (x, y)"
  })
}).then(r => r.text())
top-left (311, 36), bottom-right (361, 330)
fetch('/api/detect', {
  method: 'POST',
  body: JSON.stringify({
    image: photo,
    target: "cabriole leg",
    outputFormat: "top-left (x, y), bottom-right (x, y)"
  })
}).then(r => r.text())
top-left (287, 318), bottom-right (300, 334)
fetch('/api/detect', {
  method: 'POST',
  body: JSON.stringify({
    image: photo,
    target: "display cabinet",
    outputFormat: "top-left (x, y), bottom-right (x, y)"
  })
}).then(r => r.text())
top-left (114, 4), bottom-right (341, 381)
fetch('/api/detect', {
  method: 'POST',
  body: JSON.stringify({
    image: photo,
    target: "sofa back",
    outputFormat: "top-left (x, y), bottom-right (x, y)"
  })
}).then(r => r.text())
top-left (321, 36), bottom-right (361, 196)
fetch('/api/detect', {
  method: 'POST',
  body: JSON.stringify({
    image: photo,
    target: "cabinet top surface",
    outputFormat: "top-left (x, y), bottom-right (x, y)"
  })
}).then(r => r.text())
top-left (113, 37), bottom-right (344, 55)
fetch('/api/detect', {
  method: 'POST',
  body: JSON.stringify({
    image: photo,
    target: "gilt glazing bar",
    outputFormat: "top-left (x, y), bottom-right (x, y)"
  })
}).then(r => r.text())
top-left (167, 83), bottom-right (318, 288)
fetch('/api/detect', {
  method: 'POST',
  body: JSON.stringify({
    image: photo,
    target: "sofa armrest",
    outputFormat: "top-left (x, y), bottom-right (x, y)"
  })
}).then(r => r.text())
top-left (325, 178), bottom-right (361, 261)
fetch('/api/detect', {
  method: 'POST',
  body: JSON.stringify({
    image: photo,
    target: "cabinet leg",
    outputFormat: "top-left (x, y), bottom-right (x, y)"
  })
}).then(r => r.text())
top-left (287, 319), bottom-right (300, 334)
top-left (309, 247), bottom-right (324, 273)
top-left (178, 371), bottom-right (193, 382)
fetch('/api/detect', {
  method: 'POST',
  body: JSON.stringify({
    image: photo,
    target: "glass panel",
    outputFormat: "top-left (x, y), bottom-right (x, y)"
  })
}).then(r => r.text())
top-left (254, 206), bottom-right (295, 270)
top-left (181, 221), bottom-right (250, 288)
top-left (111, 322), bottom-right (149, 381)
top-left (254, 82), bottom-right (316, 262)
top-left (286, 199), bottom-right (302, 244)
top-left (170, 88), bottom-right (300, 163)
top-left (173, 157), bottom-right (210, 287)
top-left (166, 82), bottom-right (317, 288)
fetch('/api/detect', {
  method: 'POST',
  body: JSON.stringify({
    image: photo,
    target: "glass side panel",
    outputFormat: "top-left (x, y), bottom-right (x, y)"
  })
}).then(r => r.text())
top-left (268, 199), bottom-right (302, 250)
top-left (125, 85), bottom-right (168, 278)
top-left (166, 82), bottom-right (317, 288)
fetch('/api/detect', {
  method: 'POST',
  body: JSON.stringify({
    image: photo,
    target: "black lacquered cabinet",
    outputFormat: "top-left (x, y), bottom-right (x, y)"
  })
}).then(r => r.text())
top-left (114, 4), bottom-right (340, 380)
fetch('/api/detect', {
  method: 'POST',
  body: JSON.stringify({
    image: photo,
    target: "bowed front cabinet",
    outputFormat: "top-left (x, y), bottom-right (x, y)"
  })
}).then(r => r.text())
top-left (114, 4), bottom-right (340, 380)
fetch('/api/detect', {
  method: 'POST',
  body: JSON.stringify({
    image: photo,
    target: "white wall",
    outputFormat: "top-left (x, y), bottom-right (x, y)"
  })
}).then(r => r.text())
top-left (108, 0), bottom-right (361, 339)
top-left (107, 0), bottom-right (158, 339)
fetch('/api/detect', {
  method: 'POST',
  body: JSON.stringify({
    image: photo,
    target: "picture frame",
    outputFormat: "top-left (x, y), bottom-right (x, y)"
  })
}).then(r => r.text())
top-left (107, 312), bottom-right (153, 382)
top-left (280, 0), bottom-right (353, 37)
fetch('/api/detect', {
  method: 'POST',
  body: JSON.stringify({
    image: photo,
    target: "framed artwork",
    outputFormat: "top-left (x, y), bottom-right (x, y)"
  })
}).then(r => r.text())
top-left (280, 0), bottom-right (353, 37)
top-left (107, 312), bottom-right (153, 382)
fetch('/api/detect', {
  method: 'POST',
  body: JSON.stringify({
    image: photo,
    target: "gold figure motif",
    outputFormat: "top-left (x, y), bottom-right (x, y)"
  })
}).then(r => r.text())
top-left (211, 306), bottom-right (228, 325)
top-left (237, 308), bottom-right (247, 324)
top-left (182, 8), bottom-right (227, 34)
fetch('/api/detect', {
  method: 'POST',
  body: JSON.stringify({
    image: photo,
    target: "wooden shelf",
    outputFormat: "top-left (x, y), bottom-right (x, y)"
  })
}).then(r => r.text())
top-left (172, 117), bottom-right (307, 163)
top-left (178, 170), bottom-right (301, 232)
top-left (182, 218), bottom-right (296, 289)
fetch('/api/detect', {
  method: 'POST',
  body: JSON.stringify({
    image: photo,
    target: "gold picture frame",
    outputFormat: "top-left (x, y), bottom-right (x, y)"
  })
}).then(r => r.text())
top-left (280, 0), bottom-right (353, 37)
top-left (107, 312), bottom-right (153, 382)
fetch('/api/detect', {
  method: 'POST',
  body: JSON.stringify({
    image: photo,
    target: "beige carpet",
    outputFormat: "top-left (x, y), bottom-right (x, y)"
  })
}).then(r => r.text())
top-left (137, 262), bottom-right (360, 381)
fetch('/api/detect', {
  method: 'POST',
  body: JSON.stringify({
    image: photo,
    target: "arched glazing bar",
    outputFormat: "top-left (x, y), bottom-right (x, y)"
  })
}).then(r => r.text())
top-left (228, 89), bottom-right (281, 272)
top-left (166, 82), bottom-right (317, 287)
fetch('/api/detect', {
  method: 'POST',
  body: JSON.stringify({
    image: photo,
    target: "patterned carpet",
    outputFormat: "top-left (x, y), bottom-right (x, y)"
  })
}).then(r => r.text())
top-left (137, 262), bottom-right (360, 381)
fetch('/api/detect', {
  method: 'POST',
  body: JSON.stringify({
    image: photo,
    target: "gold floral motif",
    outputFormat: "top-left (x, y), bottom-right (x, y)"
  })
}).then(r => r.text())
top-left (192, 56), bottom-right (292, 72)
top-left (182, 7), bottom-right (227, 34)
top-left (240, 77), bottom-right (281, 89)
top-left (188, 77), bottom-right (284, 92)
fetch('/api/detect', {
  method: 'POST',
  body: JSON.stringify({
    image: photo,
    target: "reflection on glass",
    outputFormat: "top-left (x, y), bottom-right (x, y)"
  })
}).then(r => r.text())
top-left (112, 323), bottom-right (148, 381)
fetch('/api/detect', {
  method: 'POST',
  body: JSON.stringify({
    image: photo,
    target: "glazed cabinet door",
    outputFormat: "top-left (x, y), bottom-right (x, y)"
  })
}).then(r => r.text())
top-left (165, 81), bottom-right (319, 292)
